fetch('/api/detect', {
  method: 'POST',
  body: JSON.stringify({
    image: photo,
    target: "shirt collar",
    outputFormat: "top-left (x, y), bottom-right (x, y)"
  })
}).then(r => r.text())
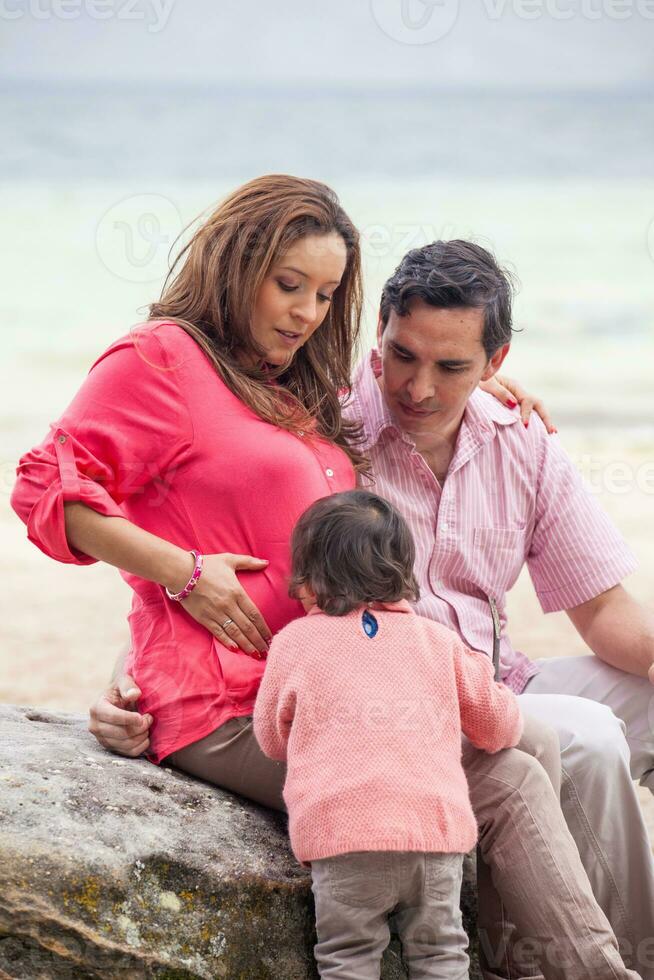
top-left (352, 347), bottom-right (519, 457)
top-left (350, 348), bottom-right (399, 453)
top-left (465, 385), bottom-right (520, 429)
top-left (449, 383), bottom-right (520, 475)
top-left (307, 599), bottom-right (414, 617)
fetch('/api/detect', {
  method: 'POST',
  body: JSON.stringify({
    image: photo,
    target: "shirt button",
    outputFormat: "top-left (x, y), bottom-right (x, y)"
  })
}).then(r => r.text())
top-left (58, 435), bottom-right (66, 444)
top-left (326, 468), bottom-right (334, 478)
top-left (440, 522), bottom-right (449, 532)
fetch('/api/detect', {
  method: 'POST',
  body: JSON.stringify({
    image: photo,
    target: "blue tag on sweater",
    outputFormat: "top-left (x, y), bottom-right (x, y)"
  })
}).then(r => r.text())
top-left (362, 610), bottom-right (378, 638)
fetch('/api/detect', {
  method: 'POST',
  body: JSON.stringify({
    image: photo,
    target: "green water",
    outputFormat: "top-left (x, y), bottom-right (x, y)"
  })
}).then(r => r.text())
top-left (3, 178), bottom-right (653, 454)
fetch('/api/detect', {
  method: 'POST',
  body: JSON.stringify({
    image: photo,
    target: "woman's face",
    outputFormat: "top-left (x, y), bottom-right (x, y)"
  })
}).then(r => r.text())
top-left (250, 231), bottom-right (348, 366)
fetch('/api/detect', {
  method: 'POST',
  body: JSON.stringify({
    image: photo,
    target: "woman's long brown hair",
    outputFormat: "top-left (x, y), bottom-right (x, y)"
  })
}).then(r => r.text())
top-left (149, 174), bottom-right (367, 473)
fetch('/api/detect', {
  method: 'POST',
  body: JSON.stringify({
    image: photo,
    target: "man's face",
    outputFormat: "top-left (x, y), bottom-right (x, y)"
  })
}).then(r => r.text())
top-left (377, 300), bottom-right (509, 438)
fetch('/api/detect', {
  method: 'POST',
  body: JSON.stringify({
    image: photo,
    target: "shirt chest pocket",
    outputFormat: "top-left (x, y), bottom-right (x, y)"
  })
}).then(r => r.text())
top-left (472, 525), bottom-right (526, 592)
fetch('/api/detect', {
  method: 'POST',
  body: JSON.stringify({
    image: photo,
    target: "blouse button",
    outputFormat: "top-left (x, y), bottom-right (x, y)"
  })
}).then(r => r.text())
top-left (326, 468), bottom-right (334, 478)
top-left (58, 435), bottom-right (66, 444)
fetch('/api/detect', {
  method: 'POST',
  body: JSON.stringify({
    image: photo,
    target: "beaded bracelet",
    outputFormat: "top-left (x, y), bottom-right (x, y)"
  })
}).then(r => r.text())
top-left (165, 550), bottom-right (204, 602)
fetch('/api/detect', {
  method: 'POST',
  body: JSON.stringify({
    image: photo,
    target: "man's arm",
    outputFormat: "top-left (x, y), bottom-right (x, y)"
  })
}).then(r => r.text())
top-left (567, 584), bottom-right (654, 682)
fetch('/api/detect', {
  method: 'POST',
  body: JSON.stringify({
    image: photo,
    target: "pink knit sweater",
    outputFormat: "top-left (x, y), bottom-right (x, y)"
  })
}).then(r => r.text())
top-left (253, 601), bottom-right (523, 863)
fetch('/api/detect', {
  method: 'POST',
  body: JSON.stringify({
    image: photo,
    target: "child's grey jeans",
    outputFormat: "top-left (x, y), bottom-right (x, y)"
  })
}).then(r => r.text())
top-left (310, 849), bottom-right (468, 979)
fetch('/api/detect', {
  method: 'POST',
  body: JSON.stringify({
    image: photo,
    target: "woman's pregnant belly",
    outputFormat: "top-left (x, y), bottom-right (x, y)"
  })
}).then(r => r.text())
top-left (126, 551), bottom-right (305, 759)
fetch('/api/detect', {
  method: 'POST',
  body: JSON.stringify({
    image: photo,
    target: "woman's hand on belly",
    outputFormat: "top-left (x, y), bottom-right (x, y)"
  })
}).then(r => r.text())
top-left (180, 552), bottom-right (273, 658)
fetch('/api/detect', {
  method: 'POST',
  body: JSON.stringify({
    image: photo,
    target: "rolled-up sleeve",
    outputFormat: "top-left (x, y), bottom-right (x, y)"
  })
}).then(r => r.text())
top-left (527, 431), bottom-right (637, 612)
top-left (11, 326), bottom-right (192, 564)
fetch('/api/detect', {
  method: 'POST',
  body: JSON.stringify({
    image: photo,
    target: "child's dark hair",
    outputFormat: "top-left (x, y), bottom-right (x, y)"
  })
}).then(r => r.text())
top-left (289, 490), bottom-right (420, 615)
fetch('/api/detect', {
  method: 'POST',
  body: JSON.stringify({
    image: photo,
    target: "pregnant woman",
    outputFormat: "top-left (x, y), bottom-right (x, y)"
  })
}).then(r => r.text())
top-left (11, 175), bottom-right (636, 979)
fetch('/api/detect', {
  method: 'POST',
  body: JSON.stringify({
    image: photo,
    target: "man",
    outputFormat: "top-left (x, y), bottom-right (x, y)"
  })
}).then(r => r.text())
top-left (89, 241), bottom-right (654, 977)
top-left (342, 239), bottom-right (654, 975)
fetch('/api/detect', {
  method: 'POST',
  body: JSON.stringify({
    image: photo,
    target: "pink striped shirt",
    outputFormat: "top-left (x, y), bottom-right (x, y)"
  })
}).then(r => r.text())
top-left (344, 350), bottom-right (637, 693)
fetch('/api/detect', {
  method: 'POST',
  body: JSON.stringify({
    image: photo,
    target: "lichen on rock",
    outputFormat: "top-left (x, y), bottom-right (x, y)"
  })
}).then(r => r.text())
top-left (0, 704), bottom-right (480, 978)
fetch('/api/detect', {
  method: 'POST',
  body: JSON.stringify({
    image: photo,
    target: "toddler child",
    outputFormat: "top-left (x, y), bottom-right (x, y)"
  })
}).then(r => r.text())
top-left (253, 489), bottom-right (523, 980)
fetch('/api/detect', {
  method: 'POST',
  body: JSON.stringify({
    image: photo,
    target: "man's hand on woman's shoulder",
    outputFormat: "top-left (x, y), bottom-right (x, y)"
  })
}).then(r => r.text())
top-left (88, 675), bottom-right (152, 758)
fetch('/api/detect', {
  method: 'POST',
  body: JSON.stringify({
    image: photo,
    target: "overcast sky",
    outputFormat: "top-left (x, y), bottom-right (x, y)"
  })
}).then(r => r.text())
top-left (1, 0), bottom-right (652, 90)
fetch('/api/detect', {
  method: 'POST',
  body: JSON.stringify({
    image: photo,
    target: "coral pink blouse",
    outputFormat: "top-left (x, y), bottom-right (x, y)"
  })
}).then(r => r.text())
top-left (11, 322), bottom-right (355, 762)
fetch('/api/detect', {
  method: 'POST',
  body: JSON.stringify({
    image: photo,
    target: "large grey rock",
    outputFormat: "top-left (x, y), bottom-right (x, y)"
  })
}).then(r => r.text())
top-left (0, 705), bottom-right (480, 978)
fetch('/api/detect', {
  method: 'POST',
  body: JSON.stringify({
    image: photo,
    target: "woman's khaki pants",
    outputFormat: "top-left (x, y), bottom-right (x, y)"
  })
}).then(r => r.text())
top-left (166, 714), bottom-right (640, 980)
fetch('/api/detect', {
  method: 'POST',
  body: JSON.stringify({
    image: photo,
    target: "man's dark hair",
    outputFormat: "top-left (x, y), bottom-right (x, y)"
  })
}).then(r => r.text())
top-left (289, 490), bottom-right (420, 616)
top-left (379, 240), bottom-right (516, 358)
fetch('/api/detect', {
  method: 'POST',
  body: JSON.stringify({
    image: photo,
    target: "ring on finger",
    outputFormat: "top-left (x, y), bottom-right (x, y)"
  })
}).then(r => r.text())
top-left (221, 618), bottom-right (235, 630)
